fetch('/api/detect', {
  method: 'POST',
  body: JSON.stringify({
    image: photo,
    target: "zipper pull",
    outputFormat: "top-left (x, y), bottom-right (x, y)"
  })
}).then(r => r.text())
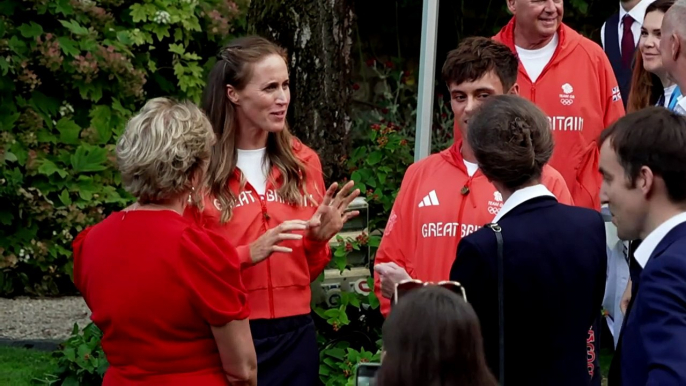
top-left (461, 185), bottom-right (470, 195)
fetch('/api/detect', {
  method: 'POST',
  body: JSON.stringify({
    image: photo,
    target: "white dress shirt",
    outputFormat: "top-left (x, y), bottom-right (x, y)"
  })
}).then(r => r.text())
top-left (675, 94), bottom-right (686, 116)
top-left (634, 212), bottom-right (686, 268)
top-left (600, 0), bottom-right (656, 53)
top-left (492, 184), bottom-right (556, 222)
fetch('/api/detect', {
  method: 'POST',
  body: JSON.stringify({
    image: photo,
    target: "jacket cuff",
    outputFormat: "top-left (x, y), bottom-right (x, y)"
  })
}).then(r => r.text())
top-left (303, 236), bottom-right (329, 254)
top-left (235, 245), bottom-right (252, 269)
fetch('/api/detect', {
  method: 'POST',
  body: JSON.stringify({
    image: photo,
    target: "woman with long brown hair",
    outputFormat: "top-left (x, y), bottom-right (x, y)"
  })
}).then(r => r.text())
top-left (185, 36), bottom-right (359, 386)
top-left (626, 0), bottom-right (680, 112)
top-left (377, 286), bottom-right (497, 386)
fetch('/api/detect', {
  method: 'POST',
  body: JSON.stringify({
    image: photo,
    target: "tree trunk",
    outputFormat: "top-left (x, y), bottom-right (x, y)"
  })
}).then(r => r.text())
top-left (247, 0), bottom-right (354, 184)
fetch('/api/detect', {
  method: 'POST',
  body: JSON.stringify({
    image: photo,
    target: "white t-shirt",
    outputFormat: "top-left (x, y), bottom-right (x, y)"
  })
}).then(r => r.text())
top-left (515, 33), bottom-right (559, 83)
top-left (463, 159), bottom-right (479, 177)
top-left (661, 84), bottom-right (677, 108)
top-left (675, 94), bottom-right (686, 116)
top-left (236, 148), bottom-right (268, 195)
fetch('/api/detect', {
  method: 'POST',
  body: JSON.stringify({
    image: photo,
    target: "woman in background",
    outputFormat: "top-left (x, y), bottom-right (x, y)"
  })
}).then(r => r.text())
top-left (377, 286), bottom-right (497, 386)
top-left (188, 36), bottom-right (359, 386)
top-left (73, 98), bottom-right (257, 385)
top-left (627, 0), bottom-right (679, 112)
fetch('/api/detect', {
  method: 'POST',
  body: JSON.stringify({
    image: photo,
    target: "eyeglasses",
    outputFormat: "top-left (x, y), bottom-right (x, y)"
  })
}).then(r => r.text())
top-left (392, 279), bottom-right (467, 306)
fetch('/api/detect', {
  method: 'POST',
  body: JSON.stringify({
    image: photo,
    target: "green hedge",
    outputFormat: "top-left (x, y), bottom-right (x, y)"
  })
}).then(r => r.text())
top-left (0, 0), bottom-right (249, 296)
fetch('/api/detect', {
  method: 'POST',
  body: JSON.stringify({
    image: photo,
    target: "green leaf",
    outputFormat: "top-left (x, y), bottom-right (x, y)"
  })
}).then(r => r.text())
top-left (325, 348), bottom-right (346, 360)
top-left (58, 189), bottom-right (72, 206)
top-left (368, 235), bottom-right (381, 248)
top-left (64, 347), bottom-right (76, 361)
top-left (57, 36), bottom-right (79, 57)
top-left (338, 309), bottom-right (350, 325)
top-left (169, 43), bottom-right (185, 55)
top-left (323, 308), bottom-right (339, 318)
top-left (62, 375), bottom-right (79, 386)
top-left (54, 0), bottom-right (74, 15)
top-left (3, 151), bottom-right (16, 162)
top-left (129, 3), bottom-right (147, 22)
top-left (89, 105), bottom-right (112, 144)
top-left (0, 112), bottom-right (19, 131)
top-left (367, 151), bottom-right (383, 165)
top-left (8, 35), bottom-right (27, 56)
top-left (57, 118), bottom-right (81, 145)
top-left (18, 22), bottom-right (43, 38)
top-left (75, 175), bottom-right (97, 201)
top-left (377, 172), bottom-right (387, 184)
top-left (0, 18), bottom-right (4, 38)
top-left (9, 142), bottom-right (27, 165)
top-left (0, 210), bottom-right (13, 225)
top-left (37, 128), bottom-right (57, 143)
top-left (31, 91), bottom-right (60, 117)
top-left (70, 145), bottom-right (108, 173)
top-left (59, 20), bottom-right (89, 36)
top-left (116, 30), bottom-right (133, 45)
top-left (0, 56), bottom-right (8, 76)
top-left (38, 159), bottom-right (68, 178)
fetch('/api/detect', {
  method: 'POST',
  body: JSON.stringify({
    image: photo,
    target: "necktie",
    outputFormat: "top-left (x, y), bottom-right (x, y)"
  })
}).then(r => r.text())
top-left (622, 14), bottom-right (635, 68)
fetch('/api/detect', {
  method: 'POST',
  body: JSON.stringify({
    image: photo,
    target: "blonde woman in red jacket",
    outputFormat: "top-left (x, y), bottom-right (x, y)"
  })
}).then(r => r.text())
top-left (185, 36), bottom-right (359, 386)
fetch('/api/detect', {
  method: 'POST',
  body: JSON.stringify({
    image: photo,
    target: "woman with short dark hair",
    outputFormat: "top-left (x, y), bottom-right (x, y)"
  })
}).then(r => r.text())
top-left (450, 95), bottom-right (607, 385)
top-left (377, 286), bottom-right (497, 386)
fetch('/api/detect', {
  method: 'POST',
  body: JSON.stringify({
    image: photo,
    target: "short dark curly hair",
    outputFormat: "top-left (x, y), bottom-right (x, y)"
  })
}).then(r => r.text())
top-left (468, 95), bottom-right (554, 190)
top-left (441, 36), bottom-right (519, 91)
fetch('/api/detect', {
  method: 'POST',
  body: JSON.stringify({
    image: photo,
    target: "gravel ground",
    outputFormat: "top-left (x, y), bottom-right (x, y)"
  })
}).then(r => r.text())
top-left (0, 296), bottom-right (92, 341)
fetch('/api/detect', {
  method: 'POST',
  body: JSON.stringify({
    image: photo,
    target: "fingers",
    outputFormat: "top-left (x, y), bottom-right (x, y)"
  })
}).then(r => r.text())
top-left (272, 246), bottom-right (293, 253)
top-left (321, 182), bottom-right (338, 207)
top-left (277, 220), bottom-right (309, 233)
top-left (332, 180), bottom-right (356, 208)
top-left (276, 233), bottom-right (303, 241)
top-left (338, 188), bottom-right (361, 211)
top-left (341, 210), bottom-right (360, 224)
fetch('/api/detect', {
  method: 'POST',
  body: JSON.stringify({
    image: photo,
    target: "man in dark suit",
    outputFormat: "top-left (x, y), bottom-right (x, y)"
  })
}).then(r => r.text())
top-left (449, 95), bottom-right (607, 385)
top-left (600, 107), bottom-right (686, 386)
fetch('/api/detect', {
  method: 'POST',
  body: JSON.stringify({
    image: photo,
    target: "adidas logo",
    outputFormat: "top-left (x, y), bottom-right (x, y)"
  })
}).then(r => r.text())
top-left (418, 190), bottom-right (440, 207)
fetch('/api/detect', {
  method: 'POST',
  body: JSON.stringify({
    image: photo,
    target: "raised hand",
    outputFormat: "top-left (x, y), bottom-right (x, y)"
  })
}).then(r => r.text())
top-left (249, 220), bottom-right (309, 265)
top-left (306, 181), bottom-right (361, 242)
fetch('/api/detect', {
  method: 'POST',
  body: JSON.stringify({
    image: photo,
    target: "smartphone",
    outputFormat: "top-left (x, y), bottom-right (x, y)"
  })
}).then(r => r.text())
top-left (355, 363), bottom-right (381, 386)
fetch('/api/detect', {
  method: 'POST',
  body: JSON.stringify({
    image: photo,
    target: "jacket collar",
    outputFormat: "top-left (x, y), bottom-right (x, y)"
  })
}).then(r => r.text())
top-left (492, 184), bottom-right (556, 222)
top-left (495, 17), bottom-right (581, 72)
top-left (634, 212), bottom-right (686, 268)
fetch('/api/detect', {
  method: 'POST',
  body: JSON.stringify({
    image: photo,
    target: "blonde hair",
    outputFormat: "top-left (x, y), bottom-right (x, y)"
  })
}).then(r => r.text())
top-left (116, 97), bottom-right (216, 204)
top-left (202, 35), bottom-right (310, 224)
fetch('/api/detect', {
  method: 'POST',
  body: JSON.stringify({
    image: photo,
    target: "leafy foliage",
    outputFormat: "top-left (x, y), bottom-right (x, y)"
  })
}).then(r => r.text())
top-left (34, 323), bottom-right (107, 386)
top-left (0, 0), bottom-right (248, 296)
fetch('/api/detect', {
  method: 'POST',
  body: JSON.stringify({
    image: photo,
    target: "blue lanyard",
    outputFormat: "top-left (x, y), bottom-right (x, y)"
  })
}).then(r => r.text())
top-left (668, 86), bottom-right (682, 111)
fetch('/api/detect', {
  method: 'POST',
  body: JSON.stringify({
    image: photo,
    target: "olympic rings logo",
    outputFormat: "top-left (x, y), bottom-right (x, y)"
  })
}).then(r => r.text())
top-left (560, 98), bottom-right (574, 106)
top-left (487, 207), bottom-right (499, 215)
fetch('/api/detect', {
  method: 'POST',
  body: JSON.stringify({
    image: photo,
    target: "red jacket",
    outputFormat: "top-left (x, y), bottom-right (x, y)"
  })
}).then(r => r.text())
top-left (493, 18), bottom-right (626, 210)
top-left (186, 140), bottom-right (330, 320)
top-left (373, 142), bottom-right (573, 316)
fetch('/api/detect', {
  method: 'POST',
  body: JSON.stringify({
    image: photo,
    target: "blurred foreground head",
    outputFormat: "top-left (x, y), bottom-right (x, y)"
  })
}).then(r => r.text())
top-left (378, 286), bottom-right (497, 386)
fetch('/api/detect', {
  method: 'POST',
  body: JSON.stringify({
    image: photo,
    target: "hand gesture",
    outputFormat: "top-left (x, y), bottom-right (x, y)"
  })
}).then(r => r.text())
top-left (249, 220), bottom-right (308, 265)
top-left (374, 262), bottom-right (411, 299)
top-left (620, 279), bottom-right (632, 315)
top-left (306, 181), bottom-right (361, 242)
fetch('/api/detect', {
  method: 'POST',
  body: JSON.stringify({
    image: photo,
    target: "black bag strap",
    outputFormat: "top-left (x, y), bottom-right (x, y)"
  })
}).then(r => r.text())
top-left (486, 223), bottom-right (505, 385)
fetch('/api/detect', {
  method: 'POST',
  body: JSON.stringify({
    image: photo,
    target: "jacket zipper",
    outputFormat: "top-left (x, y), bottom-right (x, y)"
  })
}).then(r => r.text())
top-left (457, 177), bottom-right (473, 233)
top-left (243, 179), bottom-right (276, 319)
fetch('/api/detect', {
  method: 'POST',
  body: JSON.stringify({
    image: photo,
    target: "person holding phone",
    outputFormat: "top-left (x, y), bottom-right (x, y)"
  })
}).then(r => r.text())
top-left (185, 36), bottom-right (359, 386)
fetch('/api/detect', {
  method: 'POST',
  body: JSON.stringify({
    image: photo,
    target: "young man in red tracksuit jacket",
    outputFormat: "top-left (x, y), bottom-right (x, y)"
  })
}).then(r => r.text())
top-left (492, 0), bottom-right (626, 210)
top-left (373, 37), bottom-right (572, 315)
